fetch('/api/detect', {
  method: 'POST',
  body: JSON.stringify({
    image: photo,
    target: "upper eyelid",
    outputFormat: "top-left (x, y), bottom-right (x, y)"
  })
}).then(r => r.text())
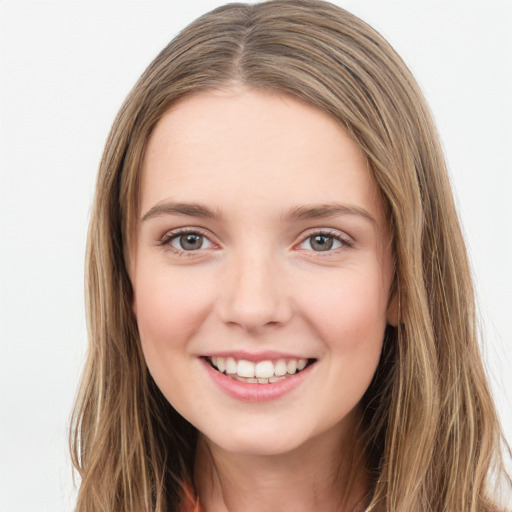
top-left (297, 227), bottom-right (353, 242)
top-left (160, 226), bottom-right (214, 240)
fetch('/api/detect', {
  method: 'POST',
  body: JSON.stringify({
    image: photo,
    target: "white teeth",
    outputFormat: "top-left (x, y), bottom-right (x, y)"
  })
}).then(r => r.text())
top-left (225, 357), bottom-right (237, 374)
top-left (237, 359), bottom-right (255, 378)
top-left (286, 359), bottom-right (298, 374)
top-left (274, 359), bottom-right (287, 376)
top-left (255, 360), bottom-right (274, 378)
top-left (209, 355), bottom-right (312, 382)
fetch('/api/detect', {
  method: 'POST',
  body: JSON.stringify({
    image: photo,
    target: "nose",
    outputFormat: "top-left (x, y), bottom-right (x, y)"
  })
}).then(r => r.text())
top-left (217, 249), bottom-right (293, 332)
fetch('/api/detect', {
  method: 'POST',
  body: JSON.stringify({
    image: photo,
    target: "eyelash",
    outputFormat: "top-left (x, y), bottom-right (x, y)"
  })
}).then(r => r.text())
top-left (297, 229), bottom-right (354, 254)
top-left (158, 227), bottom-right (215, 257)
top-left (158, 228), bottom-right (354, 256)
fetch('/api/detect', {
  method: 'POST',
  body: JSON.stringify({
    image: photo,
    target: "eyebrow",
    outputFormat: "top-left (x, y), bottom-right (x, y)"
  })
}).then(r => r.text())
top-left (282, 203), bottom-right (378, 227)
top-left (141, 201), bottom-right (222, 222)
top-left (141, 200), bottom-right (378, 227)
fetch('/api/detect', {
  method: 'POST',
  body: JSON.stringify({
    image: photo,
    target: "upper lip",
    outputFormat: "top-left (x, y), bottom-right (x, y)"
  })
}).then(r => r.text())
top-left (201, 350), bottom-right (314, 362)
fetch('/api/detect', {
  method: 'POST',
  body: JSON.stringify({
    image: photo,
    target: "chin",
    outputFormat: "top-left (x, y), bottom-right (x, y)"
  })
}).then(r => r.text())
top-left (203, 423), bottom-right (309, 458)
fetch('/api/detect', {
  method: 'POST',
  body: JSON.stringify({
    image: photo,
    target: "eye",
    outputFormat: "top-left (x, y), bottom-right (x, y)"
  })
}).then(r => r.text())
top-left (160, 229), bottom-right (214, 253)
top-left (298, 232), bottom-right (350, 252)
top-left (171, 233), bottom-right (212, 251)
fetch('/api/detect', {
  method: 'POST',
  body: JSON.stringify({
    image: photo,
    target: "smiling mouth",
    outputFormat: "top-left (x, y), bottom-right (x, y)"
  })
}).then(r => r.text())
top-left (205, 356), bottom-right (316, 384)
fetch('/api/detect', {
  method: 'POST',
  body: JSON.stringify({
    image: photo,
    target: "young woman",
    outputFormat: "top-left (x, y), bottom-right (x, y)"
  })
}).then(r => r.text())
top-left (70, 1), bottom-right (511, 511)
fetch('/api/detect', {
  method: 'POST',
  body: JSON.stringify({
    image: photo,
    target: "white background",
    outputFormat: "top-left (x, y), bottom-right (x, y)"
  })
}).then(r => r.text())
top-left (0, 1), bottom-right (510, 511)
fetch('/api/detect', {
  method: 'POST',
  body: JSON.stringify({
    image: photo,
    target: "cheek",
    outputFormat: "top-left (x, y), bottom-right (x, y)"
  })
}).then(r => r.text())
top-left (132, 267), bottom-right (218, 411)
top-left (298, 266), bottom-right (389, 352)
top-left (133, 266), bottom-right (215, 350)
top-left (308, 270), bottom-right (388, 409)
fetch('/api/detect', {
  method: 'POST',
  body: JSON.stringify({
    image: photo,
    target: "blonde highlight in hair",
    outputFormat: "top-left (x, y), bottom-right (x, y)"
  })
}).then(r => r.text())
top-left (71, 1), bottom-right (511, 510)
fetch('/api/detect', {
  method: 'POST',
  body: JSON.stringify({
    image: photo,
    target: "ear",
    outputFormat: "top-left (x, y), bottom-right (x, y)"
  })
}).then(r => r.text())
top-left (386, 291), bottom-right (399, 327)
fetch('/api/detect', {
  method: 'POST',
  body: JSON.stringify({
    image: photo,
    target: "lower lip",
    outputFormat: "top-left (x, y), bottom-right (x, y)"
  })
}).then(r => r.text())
top-left (202, 358), bottom-right (314, 402)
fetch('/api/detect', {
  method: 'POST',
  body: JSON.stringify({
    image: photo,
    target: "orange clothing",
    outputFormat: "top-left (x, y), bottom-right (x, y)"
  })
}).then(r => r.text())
top-left (180, 482), bottom-right (203, 512)
top-left (181, 497), bottom-right (203, 512)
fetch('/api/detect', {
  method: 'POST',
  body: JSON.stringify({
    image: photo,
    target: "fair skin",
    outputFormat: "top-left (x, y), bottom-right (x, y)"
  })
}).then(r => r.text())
top-left (131, 87), bottom-right (395, 512)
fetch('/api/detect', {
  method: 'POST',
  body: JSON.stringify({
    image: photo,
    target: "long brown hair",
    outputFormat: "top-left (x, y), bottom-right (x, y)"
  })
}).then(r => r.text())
top-left (70, 1), bottom-right (511, 510)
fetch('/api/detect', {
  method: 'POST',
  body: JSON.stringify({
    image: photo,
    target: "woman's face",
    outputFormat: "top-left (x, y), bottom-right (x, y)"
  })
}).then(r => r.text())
top-left (131, 88), bottom-right (395, 456)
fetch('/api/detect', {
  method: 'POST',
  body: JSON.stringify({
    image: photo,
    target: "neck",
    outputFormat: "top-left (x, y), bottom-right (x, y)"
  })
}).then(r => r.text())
top-left (193, 413), bottom-right (369, 512)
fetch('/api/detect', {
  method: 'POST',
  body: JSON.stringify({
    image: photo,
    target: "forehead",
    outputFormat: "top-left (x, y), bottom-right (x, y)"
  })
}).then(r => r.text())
top-left (140, 88), bottom-right (386, 226)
